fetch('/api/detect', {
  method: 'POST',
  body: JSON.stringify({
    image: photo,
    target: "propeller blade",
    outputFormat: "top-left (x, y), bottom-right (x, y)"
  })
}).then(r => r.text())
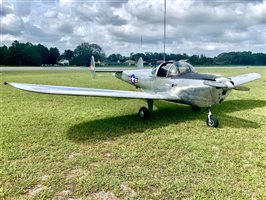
top-left (233, 85), bottom-right (250, 91)
top-left (203, 80), bottom-right (227, 88)
top-left (204, 80), bottom-right (250, 91)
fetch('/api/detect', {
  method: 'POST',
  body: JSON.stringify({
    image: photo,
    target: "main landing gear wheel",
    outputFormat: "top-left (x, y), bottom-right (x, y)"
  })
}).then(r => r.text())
top-left (139, 99), bottom-right (154, 120)
top-left (206, 109), bottom-right (219, 128)
top-left (139, 107), bottom-right (150, 119)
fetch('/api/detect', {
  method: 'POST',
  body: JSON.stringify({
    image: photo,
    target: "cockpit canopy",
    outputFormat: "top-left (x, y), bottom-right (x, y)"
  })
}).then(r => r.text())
top-left (152, 61), bottom-right (196, 78)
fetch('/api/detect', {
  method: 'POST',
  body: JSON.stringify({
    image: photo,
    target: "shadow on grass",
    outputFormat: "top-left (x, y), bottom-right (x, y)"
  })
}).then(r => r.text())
top-left (67, 100), bottom-right (265, 143)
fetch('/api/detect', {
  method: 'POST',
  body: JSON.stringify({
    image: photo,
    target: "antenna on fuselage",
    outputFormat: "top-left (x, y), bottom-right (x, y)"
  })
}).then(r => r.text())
top-left (163, 0), bottom-right (166, 62)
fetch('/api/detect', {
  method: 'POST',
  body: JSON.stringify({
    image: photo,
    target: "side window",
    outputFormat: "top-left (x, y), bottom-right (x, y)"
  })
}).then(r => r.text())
top-left (156, 62), bottom-right (195, 78)
top-left (167, 65), bottom-right (179, 77)
top-left (151, 68), bottom-right (156, 75)
top-left (157, 63), bottom-right (171, 77)
top-left (179, 65), bottom-right (190, 74)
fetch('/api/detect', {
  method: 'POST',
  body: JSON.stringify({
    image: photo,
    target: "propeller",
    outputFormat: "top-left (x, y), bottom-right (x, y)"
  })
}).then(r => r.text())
top-left (203, 80), bottom-right (228, 88)
top-left (203, 78), bottom-right (250, 91)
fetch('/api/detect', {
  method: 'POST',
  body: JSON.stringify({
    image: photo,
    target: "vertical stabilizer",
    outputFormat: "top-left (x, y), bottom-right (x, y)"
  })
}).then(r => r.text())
top-left (90, 56), bottom-right (96, 78)
top-left (137, 57), bottom-right (144, 69)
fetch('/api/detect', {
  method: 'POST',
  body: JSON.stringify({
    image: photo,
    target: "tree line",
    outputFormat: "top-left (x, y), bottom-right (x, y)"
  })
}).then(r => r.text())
top-left (0, 40), bottom-right (265, 66)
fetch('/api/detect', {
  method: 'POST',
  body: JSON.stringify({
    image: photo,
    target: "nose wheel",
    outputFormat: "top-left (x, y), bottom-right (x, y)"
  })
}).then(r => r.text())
top-left (206, 109), bottom-right (219, 128)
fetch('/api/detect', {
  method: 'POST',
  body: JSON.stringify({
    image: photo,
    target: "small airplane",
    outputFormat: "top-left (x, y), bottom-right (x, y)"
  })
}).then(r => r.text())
top-left (4, 56), bottom-right (261, 127)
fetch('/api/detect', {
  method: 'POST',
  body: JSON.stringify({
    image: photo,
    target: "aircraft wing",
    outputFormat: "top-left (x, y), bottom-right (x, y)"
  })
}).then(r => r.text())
top-left (229, 73), bottom-right (261, 86)
top-left (5, 82), bottom-right (176, 100)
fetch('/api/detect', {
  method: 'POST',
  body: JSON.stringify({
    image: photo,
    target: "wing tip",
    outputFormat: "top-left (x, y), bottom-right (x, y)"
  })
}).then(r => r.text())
top-left (4, 82), bottom-right (8, 85)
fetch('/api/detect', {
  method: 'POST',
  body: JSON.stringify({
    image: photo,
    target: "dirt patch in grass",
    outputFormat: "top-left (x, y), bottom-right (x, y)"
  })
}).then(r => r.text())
top-left (53, 189), bottom-right (73, 200)
top-left (28, 184), bottom-right (47, 197)
top-left (41, 174), bottom-right (49, 181)
top-left (120, 183), bottom-right (137, 197)
top-left (91, 191), bottom-right (118, 200)
top-left (104, 153), bottom-right (112, 158)
top-left (66, 168), bottom-right (86, 179)
top-left (68, 152), bottom-right (82, 160)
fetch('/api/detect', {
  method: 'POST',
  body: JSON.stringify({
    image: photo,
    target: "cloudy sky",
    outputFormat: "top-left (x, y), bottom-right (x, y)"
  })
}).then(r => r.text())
top-left (1, 0), bottom-right (265, 56)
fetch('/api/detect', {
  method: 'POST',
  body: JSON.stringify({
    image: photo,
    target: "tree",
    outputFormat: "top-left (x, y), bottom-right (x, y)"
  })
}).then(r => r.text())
top-left (0, 45), bottom-right (11, 65)
top-left (61, 49), bottom-right (74, 61)
top-left (90, 43), bottom-right (106, 62)
top-left (129, 53), bottom-right (145, 61)
top-left (189, 55), bottom-right (200, 65)
top-left (107, 53), bottom-right (124, 63)
top-left (1, 40), bottom-right (266, 66)
top-left (36, 44), bottom-right (49, 64)
top-left (22, 43), bottom-right (42, 66)
top-left (3, 41), bottom-right (56, 66)
top-left (48, 47), bottom-right (60, 65)
top-left (9, 40), bottom-right (27, 65)
top-left (253, 53), bottom-right (266, 65)
top-left (73, 43), bottom-right (105, 66)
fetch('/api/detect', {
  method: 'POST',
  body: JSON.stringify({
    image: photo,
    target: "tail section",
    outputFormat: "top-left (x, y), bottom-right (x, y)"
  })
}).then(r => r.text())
top-left (89, 56), bottom-right (145, 79)
top-left (90, 56), bottom-right (96, 78)
top-left (136, 57), bottom-right (144, 69)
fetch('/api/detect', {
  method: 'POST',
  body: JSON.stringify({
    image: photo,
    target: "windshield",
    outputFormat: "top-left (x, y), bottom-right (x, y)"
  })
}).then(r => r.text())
top-left (156, 61), bottom-right (196, 77)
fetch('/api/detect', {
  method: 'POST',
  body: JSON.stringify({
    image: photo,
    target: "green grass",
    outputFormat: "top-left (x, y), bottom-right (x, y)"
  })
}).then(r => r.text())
top-left (1, 68), bottom-right (266, 199)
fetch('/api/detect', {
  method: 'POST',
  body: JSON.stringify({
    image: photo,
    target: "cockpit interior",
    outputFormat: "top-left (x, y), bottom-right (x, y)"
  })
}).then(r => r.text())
top-left (152, 61), bottom-right (196, 78)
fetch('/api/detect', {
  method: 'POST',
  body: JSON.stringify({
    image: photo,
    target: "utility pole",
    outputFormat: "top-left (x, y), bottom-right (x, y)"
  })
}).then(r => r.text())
top-left (163, 0), bottom-right (166, 61)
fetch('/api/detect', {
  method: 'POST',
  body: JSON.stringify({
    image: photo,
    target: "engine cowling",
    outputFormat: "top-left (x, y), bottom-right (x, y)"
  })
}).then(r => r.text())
top-left (215, 77), bottom-right (234, 90)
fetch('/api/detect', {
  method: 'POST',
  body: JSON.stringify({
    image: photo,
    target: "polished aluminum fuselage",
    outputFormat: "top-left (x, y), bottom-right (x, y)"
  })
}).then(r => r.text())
top-left (116, 69), bottom-right (231, 108)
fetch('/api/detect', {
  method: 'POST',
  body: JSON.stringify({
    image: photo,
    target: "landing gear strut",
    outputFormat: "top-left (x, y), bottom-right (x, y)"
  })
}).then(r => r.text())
top-left (138, 99), bottom-right (153, 119)
top-left (206, 109), bottom-right (219, 128)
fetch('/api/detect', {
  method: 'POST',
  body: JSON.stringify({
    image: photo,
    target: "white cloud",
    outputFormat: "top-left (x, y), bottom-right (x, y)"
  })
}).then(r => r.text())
top-left (14, 0), bottom-right (31, 17)
top-left (0, 13), bottom-right (23, 35)
top-left (44, 10), bottom-right (58, 18)
top-left (1, 34), bottom-right (21, 45)
top-left (0, 0), bottom-right (265, 56)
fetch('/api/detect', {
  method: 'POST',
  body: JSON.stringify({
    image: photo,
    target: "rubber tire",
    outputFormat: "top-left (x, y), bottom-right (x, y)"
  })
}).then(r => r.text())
top-left (206, 115), bottom-right (219, 128)
top-left (139, 107), bottom-right (150, 119)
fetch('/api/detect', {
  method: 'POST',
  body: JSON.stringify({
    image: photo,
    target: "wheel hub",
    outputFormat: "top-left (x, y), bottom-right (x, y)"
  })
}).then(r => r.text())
top-left (139, 110), bottom-right (145, 118)
top-left (208, 119), bottom-right (214, 126)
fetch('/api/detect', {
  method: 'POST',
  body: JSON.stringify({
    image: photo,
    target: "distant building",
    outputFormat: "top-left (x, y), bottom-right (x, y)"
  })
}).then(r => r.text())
top-left (125, 60), bottom-right (136, 66)
top-left (58, 59), bottom-right (69, 66)
top-left (95, 60), bottom-right (101, 65)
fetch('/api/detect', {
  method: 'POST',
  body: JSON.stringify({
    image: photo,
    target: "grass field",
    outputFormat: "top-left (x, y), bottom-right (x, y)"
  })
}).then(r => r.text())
top-left (1, 68), bottom-right (266, 199)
